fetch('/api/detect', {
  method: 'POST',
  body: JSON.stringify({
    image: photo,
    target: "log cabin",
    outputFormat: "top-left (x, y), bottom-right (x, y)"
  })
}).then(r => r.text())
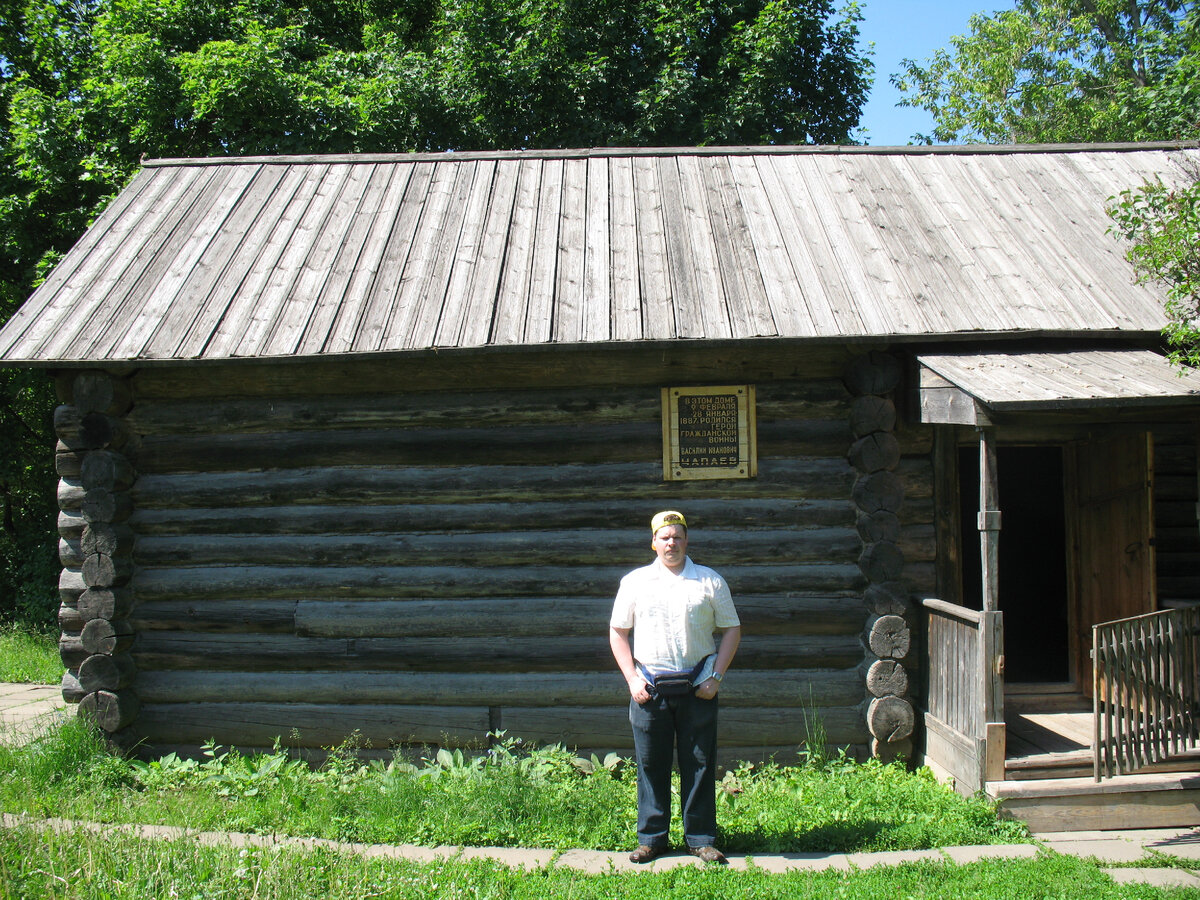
top-left (3, 142), bottom-right (1200, 829)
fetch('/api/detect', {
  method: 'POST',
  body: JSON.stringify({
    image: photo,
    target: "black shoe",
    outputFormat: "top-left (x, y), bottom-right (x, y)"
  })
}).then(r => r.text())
top-left (629, 844), bottom-right (667, 864)
top-left (688, 845), bottom-right (727, 864)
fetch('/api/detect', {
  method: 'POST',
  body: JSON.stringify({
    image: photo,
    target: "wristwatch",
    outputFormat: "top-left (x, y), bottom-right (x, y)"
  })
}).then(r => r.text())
top-left (712, 671), bottom-right (724, 683)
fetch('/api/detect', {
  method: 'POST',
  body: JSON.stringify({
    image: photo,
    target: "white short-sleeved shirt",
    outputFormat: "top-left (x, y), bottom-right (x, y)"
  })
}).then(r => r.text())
top-left (610, 556), bottom-right (740, 673)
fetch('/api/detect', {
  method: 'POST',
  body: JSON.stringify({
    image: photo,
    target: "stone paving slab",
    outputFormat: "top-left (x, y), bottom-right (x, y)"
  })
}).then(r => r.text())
top-left (939, 844), bottom-right (1042, 864)
top-left (1036, 837), bottom-right (1149, 863)
top-left (1102, 867), bottom-right (1200, 888)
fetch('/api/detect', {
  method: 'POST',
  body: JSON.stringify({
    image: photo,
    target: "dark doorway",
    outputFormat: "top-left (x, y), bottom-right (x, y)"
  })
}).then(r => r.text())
top-left (959, 445), bottom-right (1070, 683)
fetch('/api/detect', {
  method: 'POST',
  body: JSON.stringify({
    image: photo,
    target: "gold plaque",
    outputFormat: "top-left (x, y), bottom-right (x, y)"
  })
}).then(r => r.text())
top-left (662, 385), bottom-right (757, 481)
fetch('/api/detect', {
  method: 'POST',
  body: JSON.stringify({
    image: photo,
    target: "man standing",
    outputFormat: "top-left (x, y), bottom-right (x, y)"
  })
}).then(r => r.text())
top-left (609, 510), bottom-right (741, 864)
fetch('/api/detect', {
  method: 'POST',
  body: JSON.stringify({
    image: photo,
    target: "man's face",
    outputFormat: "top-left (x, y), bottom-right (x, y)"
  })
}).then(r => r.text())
top-left (652, 524), bottom-right (688, 572)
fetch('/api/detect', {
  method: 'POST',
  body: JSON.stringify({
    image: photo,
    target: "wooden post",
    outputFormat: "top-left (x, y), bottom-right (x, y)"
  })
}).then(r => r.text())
top-left (978, 428), bottom-right (1001, 613)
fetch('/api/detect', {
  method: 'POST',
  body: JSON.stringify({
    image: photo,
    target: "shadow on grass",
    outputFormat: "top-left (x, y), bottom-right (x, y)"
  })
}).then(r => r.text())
top-left (721, 820), bottom-right (889, 854)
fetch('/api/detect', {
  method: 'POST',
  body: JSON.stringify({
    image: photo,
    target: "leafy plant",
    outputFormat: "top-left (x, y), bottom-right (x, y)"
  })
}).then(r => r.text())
top-left (1108, 163), bottom-right (1200, 369)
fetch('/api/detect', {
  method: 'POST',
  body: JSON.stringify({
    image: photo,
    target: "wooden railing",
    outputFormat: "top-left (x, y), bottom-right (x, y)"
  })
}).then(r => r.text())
top-left (923, 598), bottom-right (1005, 793)
top-left (1094, 607), bottom-right (1200, 780)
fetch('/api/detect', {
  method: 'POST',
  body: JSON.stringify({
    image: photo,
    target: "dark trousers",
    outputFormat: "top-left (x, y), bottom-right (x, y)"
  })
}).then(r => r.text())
top-left (628, 691), bottom-right (718, 848)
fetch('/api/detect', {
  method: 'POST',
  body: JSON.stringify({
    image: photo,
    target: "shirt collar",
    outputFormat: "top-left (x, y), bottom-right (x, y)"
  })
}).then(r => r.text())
top-left (653, 556), bottom-right (694, 578)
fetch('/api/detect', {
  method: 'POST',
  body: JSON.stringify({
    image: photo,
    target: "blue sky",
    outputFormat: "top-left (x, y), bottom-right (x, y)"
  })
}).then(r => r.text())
top-left (855, 1), bottom-right (1013, 145)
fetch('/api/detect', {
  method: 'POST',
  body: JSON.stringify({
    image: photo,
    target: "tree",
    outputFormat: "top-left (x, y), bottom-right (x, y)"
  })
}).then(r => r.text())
top-left (1108, 165), bottom-right (1200, 368)
top-left (0, 0), bottom-right (872, 623)
top-left (893, 0), bottom-right (1199, 144)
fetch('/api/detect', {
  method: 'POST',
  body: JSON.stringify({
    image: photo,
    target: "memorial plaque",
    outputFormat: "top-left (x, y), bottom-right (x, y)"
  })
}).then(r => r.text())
top-left (662, 385), bottom-right (756, 481)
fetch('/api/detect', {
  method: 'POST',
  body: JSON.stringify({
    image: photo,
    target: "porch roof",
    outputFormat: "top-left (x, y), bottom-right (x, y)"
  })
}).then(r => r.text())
top-left (918, 349), bottom-right (1200, 425)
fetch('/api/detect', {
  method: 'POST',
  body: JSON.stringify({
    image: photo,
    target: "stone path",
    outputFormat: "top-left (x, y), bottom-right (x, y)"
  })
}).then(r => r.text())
top-left (1, 683), bottom-right (1198, 886)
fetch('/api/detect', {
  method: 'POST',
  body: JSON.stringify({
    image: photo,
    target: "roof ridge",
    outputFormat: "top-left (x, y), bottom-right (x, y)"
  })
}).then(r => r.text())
top-left (142, 141), bottom-right (1200, 168)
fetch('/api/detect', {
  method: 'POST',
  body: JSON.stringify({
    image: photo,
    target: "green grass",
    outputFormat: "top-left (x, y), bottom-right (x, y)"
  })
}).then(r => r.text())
top-left (1, 826), bottom-right (1195, 900)
top-left (0, 624), bottom-right (61, 684)
top-left (0, 721), bottom-right (1028, 854)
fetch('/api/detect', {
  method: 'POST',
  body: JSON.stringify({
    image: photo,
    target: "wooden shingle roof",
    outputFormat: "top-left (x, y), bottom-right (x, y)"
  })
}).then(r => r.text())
top-left (2, 143), bottom-right (1196, 364)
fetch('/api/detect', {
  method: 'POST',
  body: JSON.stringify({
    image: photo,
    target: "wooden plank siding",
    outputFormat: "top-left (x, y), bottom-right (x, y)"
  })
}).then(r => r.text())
top-left (56, 346), bottom-right (922, 757)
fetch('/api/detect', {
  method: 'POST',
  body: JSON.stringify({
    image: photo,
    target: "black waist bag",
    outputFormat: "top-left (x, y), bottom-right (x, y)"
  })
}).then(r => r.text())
top-left (641, 657), bottom-right (710, 697)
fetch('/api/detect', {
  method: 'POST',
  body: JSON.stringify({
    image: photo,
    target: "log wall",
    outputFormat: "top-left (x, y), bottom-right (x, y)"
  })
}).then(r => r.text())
top-left (1154, 428), bottom-right (1200, 608)
top-left (52, 344), bottom-right (940, 760)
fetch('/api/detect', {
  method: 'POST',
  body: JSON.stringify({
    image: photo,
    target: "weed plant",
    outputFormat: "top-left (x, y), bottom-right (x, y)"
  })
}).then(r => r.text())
top-left (0, 624), bottom-right (60, 684)
top-left (0, 827), bottom-right (1180, 900)
top-left (0, 721), bottom-right (1027, 855)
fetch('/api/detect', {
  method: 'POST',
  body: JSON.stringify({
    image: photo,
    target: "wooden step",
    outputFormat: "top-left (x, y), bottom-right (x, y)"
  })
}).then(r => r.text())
top-left (988, 771), bottom-right (1200, 832)
top-left (1006, 749), bottom-right (1093, 781)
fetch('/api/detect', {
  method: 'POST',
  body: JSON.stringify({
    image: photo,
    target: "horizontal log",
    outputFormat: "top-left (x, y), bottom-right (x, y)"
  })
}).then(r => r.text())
top-left (79, 689), bottom-right (140, 732)
top-left (864, 583), bottom-right (912, 617)
top-left (70, 370), bottom-right (133, 416)
top-left (131, 667), bottom-right (866, 708)
top-left (135, 703), bottom-right (493, 749)
top-left (130, 701), bottom-right (868, 751)
top-left (130, 497), bottom-right (860, 537)
top-left (131, 458), bottom-right (860, 510)
top-left (844, 352), bottom-right (901, 397)
top-left (53, 406), bottom-right (128, 451)
top-left (131, 595), bottom-right (866, 638)
top-left (78, 587), bottom-right (135, 622)
top-left (867, 696), bottom-right (914, 743)
top-left (81, 488), bottom-right (133, 524)
top-left (58, 510), bottom-right (86, 539)
top-left (82, 523), bottom-right (135, 558)
top-left (58, 602), bottom-right (84, 633)
top-left (58, 479), bottom-right (82, 511)
top-left (868, 615), bottom-right (911, 660)
top-left (132, 632), bottom-right (866, 673)
top-left (866, 659), bottom-right (909, 697)
top-left (128, 380), bottom-right (852, 436)
top-left (78, 652), bottom-right (137, 692)
top-left (503, 705), bottom-right (868, 749)
top-left (132, 599), bottom-right (297, 634)
top-left (129, 419), bottom-right (850, 475)
top-left (131, 527), bottom-right (862, 569)
top-left (287, 594), bottom-right (868, 639)
top-left (80, 451), bottom-right (136, 491)
top-left (59, 568), bottom-right (84, 603)
top-left (56, 448), bottom-right (85, 479)
top-left (82, 618), bottom-right (134, 655)
top-left (59, 538), bottom-right (82, 568)
top-left (852, 471), bottom-right (903, 514)
top-left (849, 396), bottom-right (896, 438)
top-left (859, 542), bottom-right (905, 583)
top-left (59, 633), bottom-right (86, 668)
top-left (130, 346), bottom-right (856, 401)
top-left (856, 510), bottom-right (899, 544)
top-left (132, 563), bottom-right (867, 602)
top-left (62, 670), bottom-right (85, 704)
top-left (82, 553), bottom-right (133, 588)
top-left (848, 433), bottom-right (901, 474)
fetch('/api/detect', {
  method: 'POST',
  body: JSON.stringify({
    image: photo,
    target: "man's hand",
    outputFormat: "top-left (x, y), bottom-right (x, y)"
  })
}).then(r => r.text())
top-left (694, 677), bottom-right (719, 700)
top-left (628, 676), bottom-right (651, 704)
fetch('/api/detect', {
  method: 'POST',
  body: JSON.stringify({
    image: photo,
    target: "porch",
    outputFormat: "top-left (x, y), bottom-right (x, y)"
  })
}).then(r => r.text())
top-left (916, 349), bottom-right (1200, 832)
top-left (997, 685), bottom-right (1200, 831)
top-left (922, 600), bottom-right (1200, 832)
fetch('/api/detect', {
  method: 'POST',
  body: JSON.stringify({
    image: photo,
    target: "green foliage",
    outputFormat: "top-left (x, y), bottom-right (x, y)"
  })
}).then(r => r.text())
top-left (1108, 165), bottom-right (1200, 368)
top-left (893, 0), bottom-right (1200, 144)
top-left (0, 623), bottom-right (60, 682)
top-left (717, 754), bottom-right (1027, 852)
top-left (0, 724), bottom-right (1028, 854)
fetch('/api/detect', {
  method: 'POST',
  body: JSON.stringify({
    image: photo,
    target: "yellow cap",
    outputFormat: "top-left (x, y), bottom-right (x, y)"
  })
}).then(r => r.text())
top-left (651, 510), bottom-right (687, 533)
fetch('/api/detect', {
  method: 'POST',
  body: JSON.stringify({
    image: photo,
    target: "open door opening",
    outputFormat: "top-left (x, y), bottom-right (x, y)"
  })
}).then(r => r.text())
top-left (959, 445), bottom-right (1070, 684)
